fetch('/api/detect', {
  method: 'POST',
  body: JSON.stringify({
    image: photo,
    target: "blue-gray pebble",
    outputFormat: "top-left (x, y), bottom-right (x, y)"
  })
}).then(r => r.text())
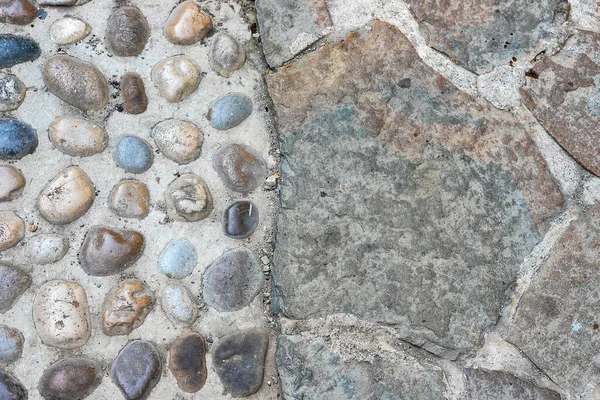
top-left (158, 238), bottom-right (198, 279)
top-left (0, 34), bottom-right (40, 68)
top-left (222, 201), bottom-right (259, 239)
top-left (113, 136), bottom-right (153, 173)
top-left (0, 325), bottom-right (23, 364)
top-left (207, 93), bottom-right (252, 130)
top-left (0, 118), bottom-right (37, 160)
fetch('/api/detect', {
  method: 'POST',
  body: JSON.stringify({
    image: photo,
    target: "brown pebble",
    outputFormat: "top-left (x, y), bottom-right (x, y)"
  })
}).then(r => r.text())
top-left (79, 226), bottom-right (144, 276)
top-left (0, 165), bottom-right (24, 202)
top-left (169, 332), bottom-right (207, 393)
top-left (164, 0), bottom-right (212, 45)
top-left (121, 72), bottom-right (148, 114)
top-left (0, 0), bottom-right (37, 25)
top-left (38, 358), bottom-right (102, 400)
top-left (102, 279), bottom-right (154, 336)
top-left (105, 6), bottom-right (150, 57)
top-left (108, 180), bottom-right (150, 219)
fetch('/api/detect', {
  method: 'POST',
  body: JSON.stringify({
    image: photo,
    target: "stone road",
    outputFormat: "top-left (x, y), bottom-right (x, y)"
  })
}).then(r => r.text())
top-left (1, 0), bottom-right (600, 399)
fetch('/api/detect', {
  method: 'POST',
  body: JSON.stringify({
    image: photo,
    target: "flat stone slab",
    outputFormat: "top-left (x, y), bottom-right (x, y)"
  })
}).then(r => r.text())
top-left (521, 29), bottom-right (600, 177)
top-left (464, 369), bottom-right (561, 400)
top-left (256, 0), bottom-right (332, 67)
top-left (267, 21), bottom-right (563, 357)
top-left (407, 0), bottom-right (569, 74)
top-left (506, 203), bottom-right (600, 394)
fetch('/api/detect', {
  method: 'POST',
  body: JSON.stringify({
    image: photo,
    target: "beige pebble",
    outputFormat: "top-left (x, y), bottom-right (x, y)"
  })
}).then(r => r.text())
top-left (164, 173), bottom-right (213, 222)
top-left (50, 16), bottom-right (91, 45)
top-left (108, 180), bottom-right (149, 219)
top-left (210, 32), bottom-right (246, 77)
top-left (48, 116), bottom-right (108, 157)
top-left (152, 56), bottom-right (200, 103)
top-left (102, 279), bottom-right (154, 336)
top-left (0, 211), bottom-right (24, 251)
top-left (151, 119), bottom-right (202, 164)
top-left (0, 165), bottom-right (24, 201)
top-left (164, 0), bottom-right (212, 45)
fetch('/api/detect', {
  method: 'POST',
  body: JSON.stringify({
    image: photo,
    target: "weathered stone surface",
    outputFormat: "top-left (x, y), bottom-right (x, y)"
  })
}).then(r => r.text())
top-left (33, 280), bottom-right (91, 349)
top-left (38, 0), bottom-right (88, 5)
top-left (0, 73), bottom-right (26, 112)
top-left (464, 369), bottom-right (561, 400)
top-left (278, 332), bottom-right (447, 400)
top-left (213, 328), bottom-right (268, 397)
top-left (267, 22), bottom-right (563, 356)
top-left (0, 325), bottom-right (23, 364)
top-left (48, 116), bottom-right (108, 157)
top-left (102, 279), bottom-right (154, 336)
top-left (222, 201), bottom-right (259, 239)
top-left (255, 0), bottom-right (332, 67)
top-left (0, 0), bottom-right (36, 25)
top-left (169, 332), bottom-right (207, 393)
top-left (0, 371), bottom-right (27, 399)
top-left (37, 166), bottom-right (94, 225)
top-left (207, 93), bottom-right (252, 131)
top-left (0, 211), bottom-right (24, 251)
top-left (0, 166), bottom-right (24, 202)
top-left (108, 180), bottom-right (150, 219)
top-left (213, 143), bottom-right (267, 193)
top-left (203, 248), bottom-right (264, 312)
top-left (50, 16), bottom-right (91, 45)
top-left (210, 32), bottom-right (245, 77)
top-left (506, 203), bottom-right (600, 393)
top-left (105, 6), bottom-right (150, 57)
top-left (26, 234), bottom-right (69, 265)
top-left (121, 72), bottom-right (147, 115)
top-left (0, 34), bottom-right (40, 69)
top-left (38, 358), bottom-right (102, 400)
top-left (164, 173), bottom-right (213, 222)
top-left (43, 55), bottom-right (109, 111)
top-left (111, 340), bottom-right (161, 400)
top-left (520, 30), bottom-right (600, 177)
top-left (79, 226), bottom-right (144, 276)
top-left (407, 0), bottom-right (570, 74)
top-left (151, 119), bottom-right (202, 164)
top-left (0, 264), bottom-right (30, 313)
top-left (152, 56), bottom-right (200, 103)
top-left (0, 118), bottom-right (37, 160)
top-left (160, 284), bottom-right (198, 326)
top-left (157, 238), bottom-right (197, 279)
top-left (113, 136), bottom-right (153, 174)
top-left (164, 0), bottom-right (212, 46)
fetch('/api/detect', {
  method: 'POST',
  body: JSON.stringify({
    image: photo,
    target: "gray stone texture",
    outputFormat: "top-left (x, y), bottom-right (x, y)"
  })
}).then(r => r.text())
top-left (408, 0), bottom-right (570, 74)
top-left (464, 369), bottom-right (561, 400)
top-left (267, 21), bottom-right (564, 357)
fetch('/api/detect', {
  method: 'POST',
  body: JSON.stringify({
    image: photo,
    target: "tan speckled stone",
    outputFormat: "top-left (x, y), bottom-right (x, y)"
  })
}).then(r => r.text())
top-left (102, 279), bottom-right (154, 336)
top-left (0, 165), bottom-right (24, 201)
top-left (0, 211), bottom-right (23, 251)
top-left (48, 116), bottom-right (108, 157)
top-left (108, 180), bottom-right (150, 219)
top-left (164, 0), bottom-right (212, 45)
top-left (152, 56), bottom-right (200, 103)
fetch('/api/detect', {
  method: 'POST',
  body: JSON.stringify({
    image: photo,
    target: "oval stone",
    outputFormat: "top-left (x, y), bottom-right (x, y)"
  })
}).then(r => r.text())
top-left (0, 118), bottom-right (37, 160)
top-left (164, 0), bottom-right (212, 46)
top-left (151, 119), bottom-right (202, 164)
top-left (0, 34), bottom-right (40, 69)
top-left (164, 173), bottom-right (213, 222)
top-left (222, 200), bottom-right (259, 239)
top-left (0, 73), bottom-right (26, 112)
top-left (0, 166), bottom-right (24, 201)
top-left (0, 264), bottom-right (30, 313)
top-left (157, 238), bottom-right (197, 279)
top-left (33, 280), bottom-right (91, 349)
top-left (0, 0), bottom-right (37, 25)
top-left (37, 166), bottom-right (94, 225)
top-left (113, 136), bottom-right (153, 174)
top-left (169, 332), bottom-right (207, 393)
top-left (50, 16), bottom-right (91, 45)
top-left (0, 371), bottom-right (27, 399)
top-left (213, 328), bottom-right (269, 397)
top-left (102, 279), bottom-right (154, 336)
top-left (152, 56), bottom-right (200, 103)
top-left (213, 143), bottom-right (267, 193)
top-left (161, 284), bottom-right (198, 326)
top-left (79, 226), bottom-right (144, 276)
top-left (121, 72), bottom-right (147, 114)
top-left (48, 116), bottom-right (108, 157)
top-left (43, 55), bottom-right (109, 111)
top-left (207, 93), bottom-right (253, 130)
top-left (111, 340), bottom-right (161, 400)
top-left (0, 325), bottom-right (23, 364)
top-left (38, 358), bottom-right (102, 400)
top-left (26, 234), bottom-right (69, 265)
top-left (0, 211), bottom-right (24, 251)
top-left (105, 6), bottom-right (150, 57)
top-left (108, 180), bottom-right (150, 219)
top-left (202, 247), bottom-right (264, 312)
top-left (210, 32), bottom-right (246, 78)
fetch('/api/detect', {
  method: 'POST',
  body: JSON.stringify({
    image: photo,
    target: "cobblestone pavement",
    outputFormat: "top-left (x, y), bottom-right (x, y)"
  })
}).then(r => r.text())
top-left (3, 0), bottom-right (600, 399)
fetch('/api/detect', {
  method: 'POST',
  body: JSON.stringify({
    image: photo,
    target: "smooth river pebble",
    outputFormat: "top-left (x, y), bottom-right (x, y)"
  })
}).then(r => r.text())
top-left (26, 234), bottom-right (69, 265)
top-left (50, 16), bottom-right (91, 45)
top-left (102, 279), bottom-right (154, 336)
top-left (161, 284), bottom-right (198, 326)
top-left (37, 166), bottom-right (94, 224)
top-left (0, 34), bottom-right (40, 68)
top-left (169, 332), bottom-right (207, 393)
top-left (48, 116), bottom-right (108, 157)
top-left (0, 118), bottom-right (37, 160)
top-left (38, 358), bottom-right (102, 400)
top-left (0, 211), bottom-right (24, 251)
top-left (207, 93), bottom-right (253, 130)
top-left (157, 238), bottom-right (197, 279)
top-left (0, 371), bottom-right (27, 399)
top-left (151, 119), bottom-right (202, 164)
top-left (0, 325), bottom-right (23, 364)
top-left (164, 173), bottom-right (213, 222)
top-left (0, 264), bottom-right (30, 313)
top-left (79, 226), bottom-right (144, 276)
top-left (222, 200), bottom-right (259, 239)
top-left (121, 72), bottom-right (148, 114)
top-left (164, 0), bottom-right (212, 45)
top-left (210, 32), bottom-right (246, 77)
top-left (108, 180), bottom-right (150, 219)
top-left (0, 73), bottom-right (26, 112)
top-left (0, 0), bottom-right (37, 25)
top-left (111, 340), bottom-right (161, 400)
top-left (113, 136), bottom-right (154, 174)
top-left (152, 56), bottom-right (200, 103)
top-left (105, 6), bottom-right (150, 57)
top-left (213, 143), bottom-right (267, 193)
top-left (0, 166), bottom-right (24, 202)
